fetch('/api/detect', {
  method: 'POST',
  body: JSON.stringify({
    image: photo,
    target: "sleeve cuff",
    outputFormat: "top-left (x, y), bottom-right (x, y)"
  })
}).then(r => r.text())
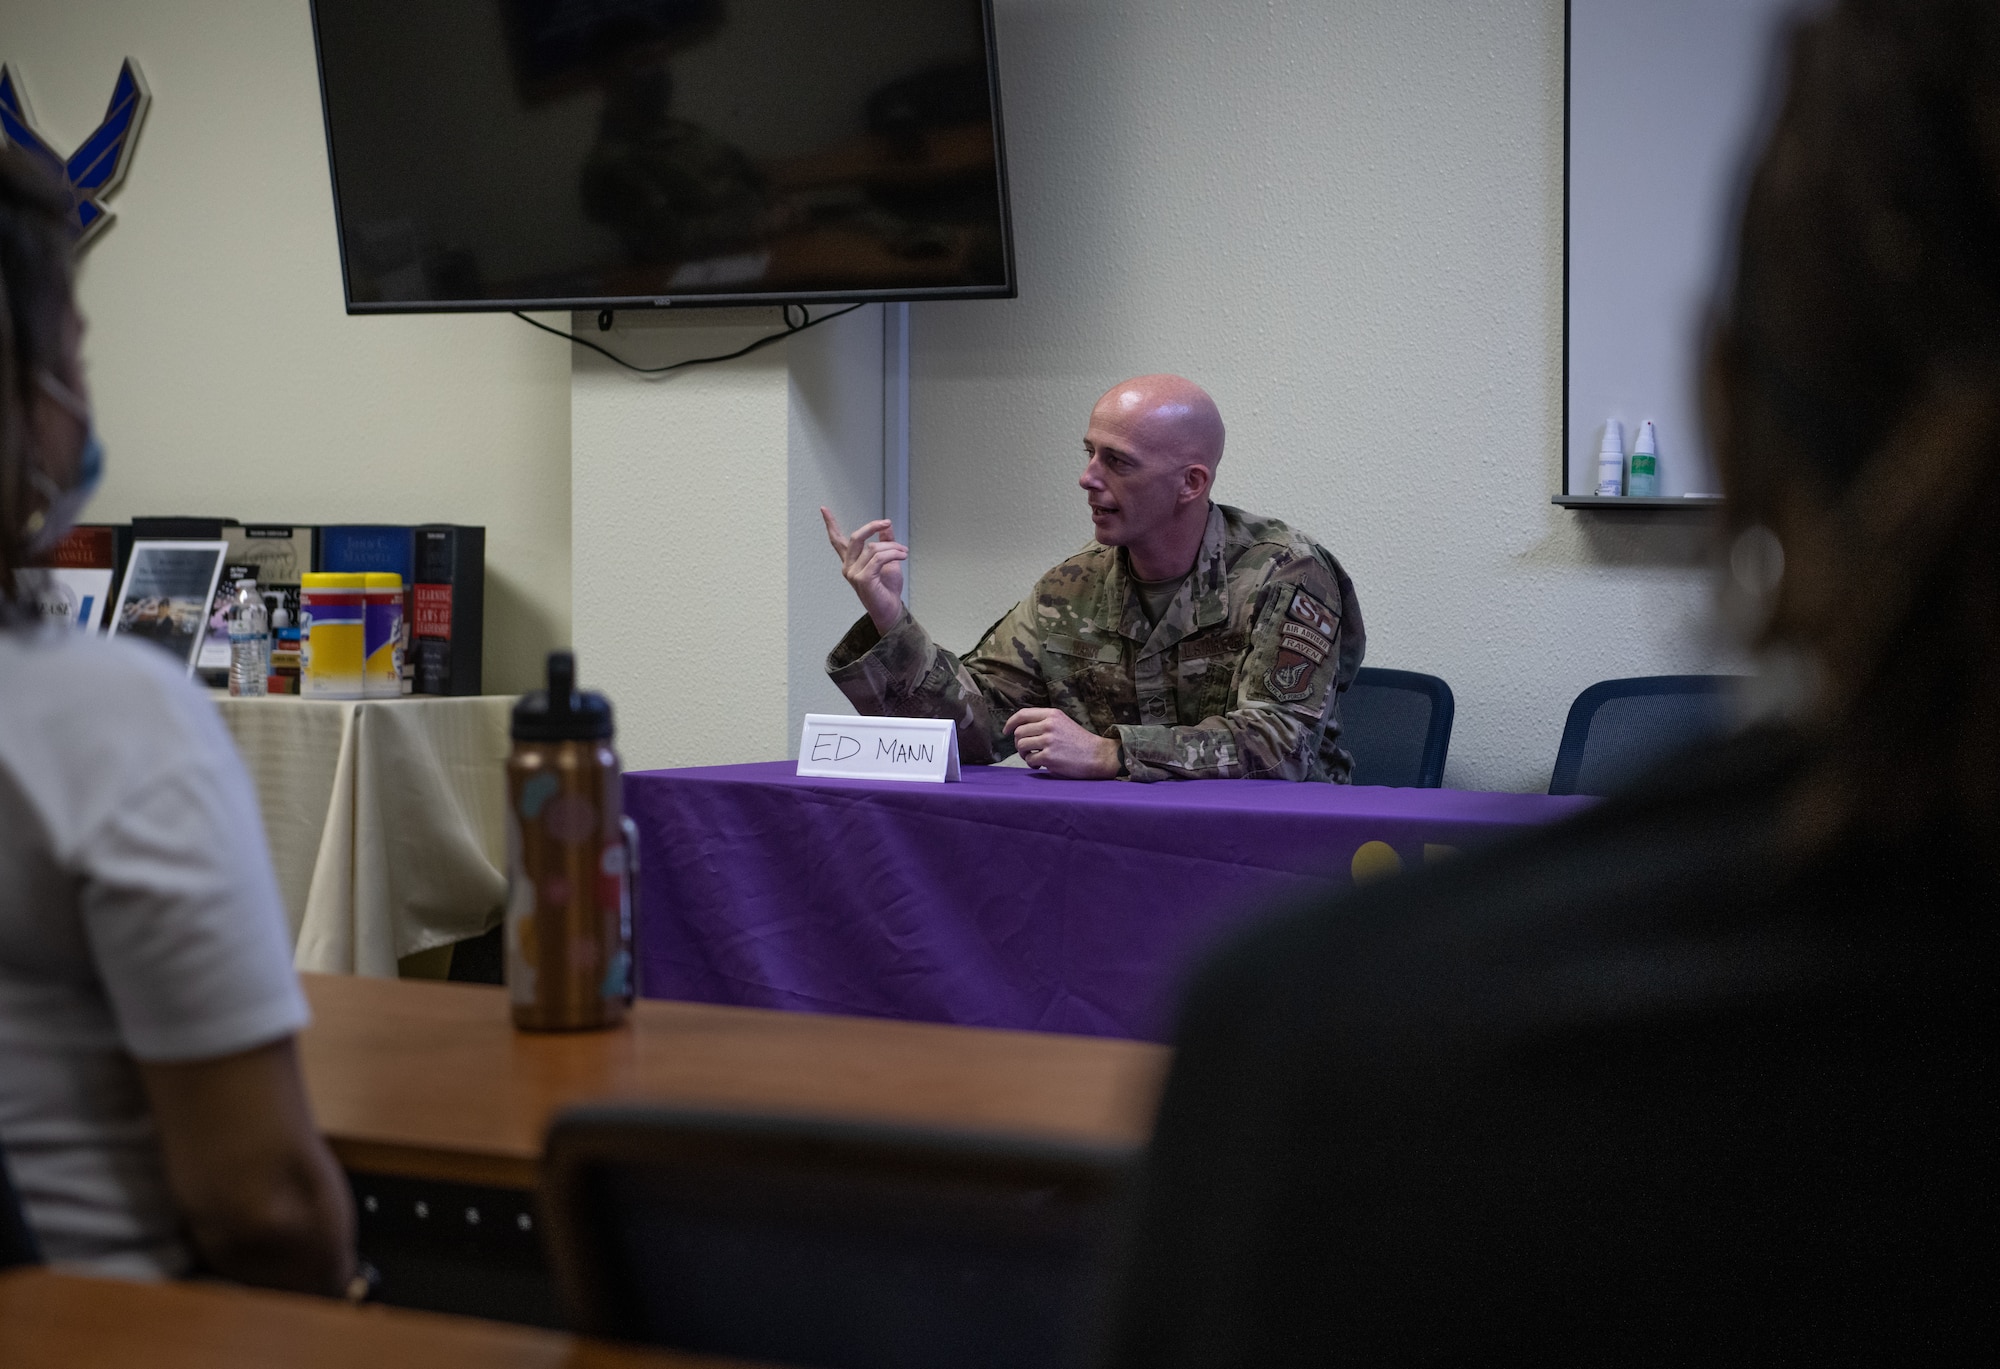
top-left (825, 606), bottom-right (939, 715)
top-left (1113, 724), bottom-right (1179, 783)
top-left (126, 988), bottom-right (310, 1064)
top-left (827, 606), bottom-right (926, 676)
top-left (826, 612), bottom-right (888, 673)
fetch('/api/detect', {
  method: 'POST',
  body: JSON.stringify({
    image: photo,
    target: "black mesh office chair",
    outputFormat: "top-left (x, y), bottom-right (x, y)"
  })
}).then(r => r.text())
top-left (1548, 675), bottom-right (1741, 797)
top-left (2, 1140), bottom-right (41, 1269)
top-left (1341, 668), bottom-right (1456, 787)
top-left (541, 1105), bottom-right (1134, 1369)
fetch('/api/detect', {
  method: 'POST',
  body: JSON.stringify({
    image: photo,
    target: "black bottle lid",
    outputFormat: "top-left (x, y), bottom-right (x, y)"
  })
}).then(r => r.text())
top-left (512, 651), bottom-right (614, 742)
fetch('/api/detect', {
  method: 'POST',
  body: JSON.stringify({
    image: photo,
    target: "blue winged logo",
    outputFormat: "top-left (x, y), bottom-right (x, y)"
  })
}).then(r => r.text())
top-left (0, 59), bottom-right (150, 246)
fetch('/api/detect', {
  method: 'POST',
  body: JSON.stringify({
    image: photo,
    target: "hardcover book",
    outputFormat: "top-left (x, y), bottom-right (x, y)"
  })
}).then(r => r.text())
top-left (314, 525), bottom-right (414, 580)
top-left (316, 526), bottom-right (416, 692)
top-left (21, 524), bottom-right (122, 630)
top-left (16, 567), bottom-right (113, 632)
top-left (411, 525), bottom-right (484, 696)
top-left (227, 524), bottom-right (313, 587)
top-left (30, 524), bottom-right (118, 570)
top-left (131, 516), bottom-right (238, 544)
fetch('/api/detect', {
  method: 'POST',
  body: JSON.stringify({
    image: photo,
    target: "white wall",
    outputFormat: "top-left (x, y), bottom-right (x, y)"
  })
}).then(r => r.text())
top-left (787, 307), bottom-right (891, 750)
top-left (906, 0), bottom-right (1739, 792)
top-left (571, 305), bottom-right (885, 773)
top-left (9, 0), bottom-right (1744, 787)
top-left (0, 0), bottom-right (572, 693)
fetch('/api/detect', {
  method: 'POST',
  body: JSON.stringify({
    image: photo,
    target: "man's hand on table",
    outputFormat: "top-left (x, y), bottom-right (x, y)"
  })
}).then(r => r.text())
top-left (822, 507), bottom-right (907, 635)
top-left (1005, 708), bottom-right (1121, 779)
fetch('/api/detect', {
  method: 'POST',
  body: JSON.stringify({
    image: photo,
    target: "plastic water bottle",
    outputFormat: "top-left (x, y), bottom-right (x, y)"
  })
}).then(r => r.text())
top-left (227, 580), bottom-right (271, 697)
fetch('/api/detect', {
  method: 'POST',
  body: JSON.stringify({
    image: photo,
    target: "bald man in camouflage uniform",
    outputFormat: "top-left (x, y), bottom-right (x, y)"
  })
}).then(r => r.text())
top-left (821, 375), bottom-right (1364, 782)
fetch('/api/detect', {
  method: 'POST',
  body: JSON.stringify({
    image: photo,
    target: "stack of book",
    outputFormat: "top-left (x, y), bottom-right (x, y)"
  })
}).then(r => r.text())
top-left (16, 525), bottom-right (124, 631)
top-left (31, 520), bottom-right (485, 696)
top-left (317, 524), bottom-right (485, 696)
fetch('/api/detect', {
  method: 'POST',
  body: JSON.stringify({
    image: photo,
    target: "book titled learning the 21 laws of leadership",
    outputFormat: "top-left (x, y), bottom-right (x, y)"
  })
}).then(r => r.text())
top-left (411, 525), bottom-right (484, 697)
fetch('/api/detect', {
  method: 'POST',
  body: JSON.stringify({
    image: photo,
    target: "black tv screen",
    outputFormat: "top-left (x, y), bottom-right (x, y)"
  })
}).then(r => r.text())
top-left (309, 0), bottom-right (1014, 311)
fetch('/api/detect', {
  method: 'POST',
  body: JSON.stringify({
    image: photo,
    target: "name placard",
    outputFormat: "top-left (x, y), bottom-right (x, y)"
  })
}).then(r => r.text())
top-left (797, 714), bottom-right (961, 783)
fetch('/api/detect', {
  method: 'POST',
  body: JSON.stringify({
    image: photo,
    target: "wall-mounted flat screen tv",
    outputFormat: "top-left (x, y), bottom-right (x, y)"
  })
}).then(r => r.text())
top-left (309, 0), bottom-right (1014, 311)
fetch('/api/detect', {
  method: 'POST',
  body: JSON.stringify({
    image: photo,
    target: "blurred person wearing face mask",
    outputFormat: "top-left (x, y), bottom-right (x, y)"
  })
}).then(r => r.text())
top-left (820, 374), bottom-right (1364, 782)
top-left (1103, 1), bottom-right (1995, 1362)
top-left (0, 146), bottom-right (353, 1294)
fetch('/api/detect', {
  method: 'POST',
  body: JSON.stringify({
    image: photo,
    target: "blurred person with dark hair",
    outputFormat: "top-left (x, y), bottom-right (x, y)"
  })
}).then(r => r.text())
top-left (0, 147), bottom-right (353, 1292)
top-left (1104, 0), bottom-right (1993, 1361)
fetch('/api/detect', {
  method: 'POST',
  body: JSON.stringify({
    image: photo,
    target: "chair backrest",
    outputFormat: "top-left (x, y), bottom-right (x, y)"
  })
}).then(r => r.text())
top-left (1548, 675), bottom-right (1742, 797)
top-left (541, 1105), bottom-right (1135, 1369)
top-left (1, 1140), bottom-right (41, 1270)
top-left (1340, 668), bottom-right (1456, 788)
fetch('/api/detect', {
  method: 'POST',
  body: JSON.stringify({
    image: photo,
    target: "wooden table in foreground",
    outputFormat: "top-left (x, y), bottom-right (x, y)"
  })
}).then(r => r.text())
top-left (301, 975), bottom-right (1170, 1191)
top-left (0, 1269), bottom-right (749, 1369)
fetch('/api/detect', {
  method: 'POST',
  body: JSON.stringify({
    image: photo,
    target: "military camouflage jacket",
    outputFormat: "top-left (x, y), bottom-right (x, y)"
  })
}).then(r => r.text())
top-left (826, 504), bottom-right (1365, 782)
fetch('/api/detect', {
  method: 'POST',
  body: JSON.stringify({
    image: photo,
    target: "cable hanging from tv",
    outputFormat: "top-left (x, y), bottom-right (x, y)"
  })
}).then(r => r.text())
top-left (512, 303), bottom-right (866, 376)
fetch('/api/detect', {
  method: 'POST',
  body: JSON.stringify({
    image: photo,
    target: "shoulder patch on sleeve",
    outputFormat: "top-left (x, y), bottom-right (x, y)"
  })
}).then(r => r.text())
top-left (1288, 587), bottom-right (1339, 640)
top-left (1279, 621), bottom-right (1330, 663)
top-left (1265, 652), bottom-right (1319, 703)
top-left (1261, 586), bottom-right (1341, 704)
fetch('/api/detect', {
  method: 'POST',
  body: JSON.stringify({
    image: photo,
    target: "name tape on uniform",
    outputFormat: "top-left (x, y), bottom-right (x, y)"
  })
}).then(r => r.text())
top-left (797, 714), bottom-right (962, 783)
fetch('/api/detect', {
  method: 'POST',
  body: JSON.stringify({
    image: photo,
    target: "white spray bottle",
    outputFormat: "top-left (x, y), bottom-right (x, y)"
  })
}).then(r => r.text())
top-left (1596, 418), bottom-right (1625, 496)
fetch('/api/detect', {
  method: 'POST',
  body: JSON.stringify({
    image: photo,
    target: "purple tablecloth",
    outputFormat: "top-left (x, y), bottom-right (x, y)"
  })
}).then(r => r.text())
top-left (625, 762), bottom-right (1592, 1041)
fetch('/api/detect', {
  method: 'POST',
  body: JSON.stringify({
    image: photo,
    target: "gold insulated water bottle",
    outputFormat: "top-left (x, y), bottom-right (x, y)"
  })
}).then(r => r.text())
top-left (505, 651), bottom-right (636, 1031)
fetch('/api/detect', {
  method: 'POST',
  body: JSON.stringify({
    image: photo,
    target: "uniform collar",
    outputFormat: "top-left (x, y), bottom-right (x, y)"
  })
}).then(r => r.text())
top-left (1115, 503), bottom-right (1231, 651)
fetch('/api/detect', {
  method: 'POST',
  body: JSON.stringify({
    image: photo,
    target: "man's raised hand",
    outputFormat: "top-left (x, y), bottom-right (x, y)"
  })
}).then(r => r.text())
top-left (821, 507), bottom-right (907, 634)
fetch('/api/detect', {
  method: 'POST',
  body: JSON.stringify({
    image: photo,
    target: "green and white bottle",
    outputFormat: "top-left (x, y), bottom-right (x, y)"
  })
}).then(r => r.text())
top-left (1628, 420), bottom-right (1660, 496)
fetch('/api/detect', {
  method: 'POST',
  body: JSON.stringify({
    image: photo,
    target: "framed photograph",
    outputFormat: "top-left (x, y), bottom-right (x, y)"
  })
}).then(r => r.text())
top-left (109, 540), bottom-right (229, 677)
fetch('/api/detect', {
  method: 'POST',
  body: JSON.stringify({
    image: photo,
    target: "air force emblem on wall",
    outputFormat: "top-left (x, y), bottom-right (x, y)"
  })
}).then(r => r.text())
top-left (0, 60), bottom-right (150, 247)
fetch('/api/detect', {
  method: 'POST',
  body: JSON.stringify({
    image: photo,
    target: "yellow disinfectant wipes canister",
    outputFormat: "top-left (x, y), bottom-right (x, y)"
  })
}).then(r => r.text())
top-left (362, 572), bottom-right (405, 698)
top-left (300, 572), bottom-right (366, 699)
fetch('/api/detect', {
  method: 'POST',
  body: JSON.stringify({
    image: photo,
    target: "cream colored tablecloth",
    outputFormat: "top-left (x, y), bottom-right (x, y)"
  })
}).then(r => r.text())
top-left (215, 696), bottom-right (512, 977)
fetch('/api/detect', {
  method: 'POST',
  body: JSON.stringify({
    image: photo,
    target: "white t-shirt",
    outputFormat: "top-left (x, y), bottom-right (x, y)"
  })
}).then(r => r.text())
top-left (0, 623), bottom-right (308, 1278)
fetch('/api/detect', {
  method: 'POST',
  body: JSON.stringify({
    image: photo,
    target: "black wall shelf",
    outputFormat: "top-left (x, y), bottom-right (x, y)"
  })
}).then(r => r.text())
top-left (1552, 495), bottom-right (1723, 510)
